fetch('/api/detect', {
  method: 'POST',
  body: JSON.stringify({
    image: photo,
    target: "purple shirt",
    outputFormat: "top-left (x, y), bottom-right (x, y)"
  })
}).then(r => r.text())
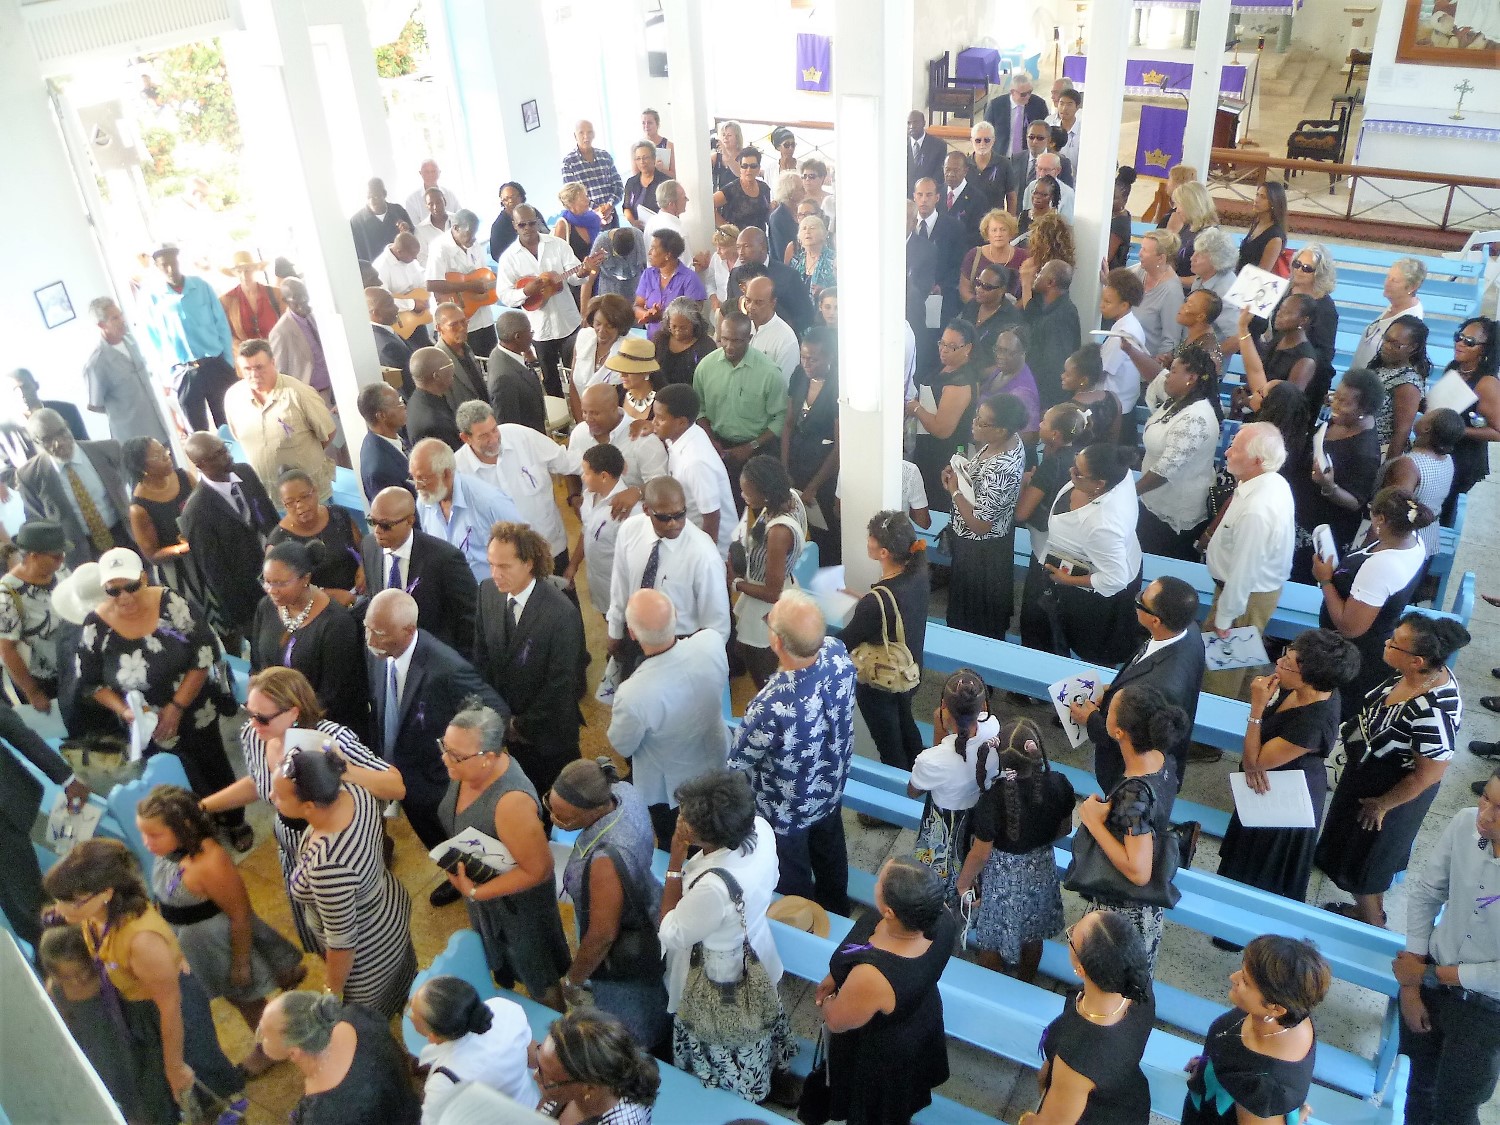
top-left (977, 363), bottom-right (1040, 432)
top-left (635, 266), bottom-right (708, 339)
top-left (291, 312), bottom-right (332, 393)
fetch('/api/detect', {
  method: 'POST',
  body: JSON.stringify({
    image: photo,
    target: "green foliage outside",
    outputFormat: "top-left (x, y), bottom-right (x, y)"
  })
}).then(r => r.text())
top-left (374, 16), bottom-right (428, 79)
top-left (136, 38), bottom-right (242, 207)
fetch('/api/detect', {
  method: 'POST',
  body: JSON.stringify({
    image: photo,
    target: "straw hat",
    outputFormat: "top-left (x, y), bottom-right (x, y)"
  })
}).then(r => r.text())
top-left (768, 895), bottom-right (831, 938)
top-left (53, 563), bottom-right (106, 625)
top-left (222, 249), bottom-right (269, 275)
top-left (603, 336), bottom-right (660, 376)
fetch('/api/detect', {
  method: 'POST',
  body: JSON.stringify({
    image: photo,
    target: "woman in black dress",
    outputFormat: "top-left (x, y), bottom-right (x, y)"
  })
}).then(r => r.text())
top-left (121, 436), bottom-right (205, 605)
top-left (251, 541), bottom-right (369, 737)
top-left (1315, 613), bottom-right (1468, 927)
top-left (906, 319), bottom-right (983, 512)
top-left (269, 469), bottom-right (364, 606)
top-left (1060, 345), bottom-right (1121, 445)
top-left (1439, 316), bottom-right (1499, 524)
top-left (713, 145), bottom-right (770, 232)
top-left (653, 298), bottom-right (716, 388)
top-left (960, 263), bottom-right (1022, 360)
top-left (1237, 299), bottom-right (1317, 413)
top-left (621, 142), bottom-right (661, 229)
top-left (811, 857), bottom-right (955, 1125)
top-left (1183, 936), bottom-right (1329, 1125)
top-left (1256, 244), bottom-right (1340, 406)
top-left (780, 327), bottom-right (841, 562)
top-left (1290, 368), bottom-right (1383, 583)
top-left (1218, 629), bottom-right (1359, 906)
top-left (1027, 909), bottom-right (1155, 1125)
top-left (1237, 181), bottom-right (1287, 273)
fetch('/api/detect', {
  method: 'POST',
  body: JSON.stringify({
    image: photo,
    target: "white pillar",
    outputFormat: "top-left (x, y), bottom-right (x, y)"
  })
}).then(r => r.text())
top-left (224, 0), bottom-right (379, 476)
top-left (1182, 0), bottom-right (1234, 174)
top-left (834, 0), bottom-right (911, 589)
top-left (307, 0), bottom-right (397, 199)
top-left (1070, 3), bottom-right (1132, 331)
top-left (662, 0), bottom-right (714, 255)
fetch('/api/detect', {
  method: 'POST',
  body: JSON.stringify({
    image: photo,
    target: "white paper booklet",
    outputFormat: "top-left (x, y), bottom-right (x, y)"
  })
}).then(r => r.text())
top-left (1049, 673), bottom-right (1101, 749)
top-left (1223, 265), bottom-right (1289, 319)
top-left (1425, 368), bottom-right (1479, 416)
top-left (1229, 771), bottom-right (1316, 828)
top-left (1201, 626), bottom-right (1269, 672)
top-left (1311, 524), bottom-right (1338, 567)
top-left (428, 828), bottom-right (517, 882)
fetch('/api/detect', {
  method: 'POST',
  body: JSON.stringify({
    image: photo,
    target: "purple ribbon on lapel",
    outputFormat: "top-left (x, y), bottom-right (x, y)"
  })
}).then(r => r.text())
top-left (1479, 893), bottom-right (1500, 910)
top-left (518, 638), bottom-right (533, 666)
top-left (414, 702), bottom-right (425, 728)
top-left (405, 576), bottom-right (421, 595)
top-left (283, 636), bottom-right (297, 665)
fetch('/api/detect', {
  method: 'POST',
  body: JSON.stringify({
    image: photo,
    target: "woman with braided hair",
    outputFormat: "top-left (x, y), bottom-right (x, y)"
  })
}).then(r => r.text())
top-left (907, 669), bottom-right (1000, 901)
top-left (956, 717), bottom-right (1075, 982)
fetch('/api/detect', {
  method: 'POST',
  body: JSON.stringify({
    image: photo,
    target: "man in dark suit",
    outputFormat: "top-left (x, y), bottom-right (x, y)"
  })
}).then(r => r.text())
top-left (180, 431), bottom-right (278, 641)
top-left (905, 200), bottom-right (939, 338)
top-left (472, 522), bottom-right (585, 803)
top-left (985, 72), bottom-right (1049, 155)
top-left (725, 227), bottom-right (815, 337)
top-left (350, 178), bottom-right (414, 264)
top-left (905, 111), bottom-right (947, 194)
top-left (357, 384), bottom-right (413, 502)
top-left (0, 704), bottom-right (89, 946)
top-left (1021, 260), bottom-right (1082, 407)
top-left (18, 409), bottom-right (132, 569)
top-left (912, 178), bottom-right (967, 329)
top-left (938, 151), bottom-right (988, 247)
top-left (487, 311), bottom-right (547, 433)
top-left (433, 302), bottom-right (491, 413)
top-left (1009, 120), bottom-right (1065, 210)
top-left (361, 486), bottom-right (477, 654)
top-left (1070, 576), bottom-right (1206, 792)
top-left (407, 345), bottom-right (461, 449)
top-left (366, 287), bottom-right (413, 396)
top-left (365, 587), bottom-right (508, 906)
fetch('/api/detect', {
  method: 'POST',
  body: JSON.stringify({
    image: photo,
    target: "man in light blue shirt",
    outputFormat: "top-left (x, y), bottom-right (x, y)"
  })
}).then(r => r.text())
top-left (139, 245), bottom-right (237, 432)
top-left (409, 437), bottom-right (521, 582)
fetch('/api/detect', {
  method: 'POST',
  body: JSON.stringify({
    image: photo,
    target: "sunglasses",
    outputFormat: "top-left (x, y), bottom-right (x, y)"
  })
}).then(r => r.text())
top-left (973, 137), bottom-right (993, 145)
top-left (514, 220), bottom-right (539, 229)
top-left (650, 510), bottom-right (687, 522)
top-left (1455, 332), bottom-right (1485, 347)
top-left (740, 162), bottom-right (760, 170)
top-left (246, 704), bottom-right (291, 725)
top-left (369, 516), bottom-right (412, 531)
top-left (973, 279), bottom-right (1002, 291)
top-left (1290, 261), bottom-right (1316, 273)
top-left (1135, 596), bottom-right (1157, 616)
top-left (105, 579), bottom-right (144, 597)
top-left (801, 172), bottom-right (821, 180)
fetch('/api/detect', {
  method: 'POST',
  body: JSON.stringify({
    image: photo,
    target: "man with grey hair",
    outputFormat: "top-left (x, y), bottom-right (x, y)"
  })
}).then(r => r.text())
top-left (427, 208), bottom-right (497, 356)
top-left (643, 181), bottom-right (710, 272)
top-left (1203, 422), bottom-right (1294, 698)
top-left (268, 276), bottom-right (336, 407)
top-left (986, 68), bottom-right (1048, 156)
top-left (1023, 152), bottom-right (1077, 222)
top-left (17, 408), bottom-right (130, 567)
top-left (83, 296), bottom-right (173, 445)
top-left (409, 436), bottom-right (520, 582)
top-left (729, 589), bottom-right (856, 913)
top-left (1020, 259), bottom-right (1081, 406)
top-left (453, 400), bottom-right (569, 567)
top-left (608, 588), bottom-right (731, 844)
top-left (364, 586), bottom-right (506, 904)
top-left (487, 311), bottom-right (546, 434)
top-left (404, 158), bottom-right (460, 223)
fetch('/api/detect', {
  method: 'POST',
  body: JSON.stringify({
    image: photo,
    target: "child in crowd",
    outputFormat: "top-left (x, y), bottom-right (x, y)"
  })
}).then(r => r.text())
top-left (566, 443), bottom-right (638, 621)
top-left (39, 924), bottom-right (139, 1117)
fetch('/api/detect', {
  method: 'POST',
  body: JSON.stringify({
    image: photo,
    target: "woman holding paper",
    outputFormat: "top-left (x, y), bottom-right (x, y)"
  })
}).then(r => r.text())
top-left (1314, 613), bottom-right (1468, 927)
top-left (1311, 487), bottom-right (1434, 722)
top-left (1438, 315), bottom-right (1499, 523)
top-left (1289, 369), bottom-right (1383, 584)
top-left (1135, 346), bottom-right (1222, 560)
top-left (1216, 629), bottom-right (1358, 909)
top-left (1234, 299), bottom-right (1316, 413)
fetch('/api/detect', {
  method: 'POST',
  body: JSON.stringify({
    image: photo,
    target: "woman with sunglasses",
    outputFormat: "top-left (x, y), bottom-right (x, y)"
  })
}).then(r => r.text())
top-left (713, 144), bottom-right (770, 233)
top-left (200, 666), bottom-right (401, 952)
top-left (268, 469), bottom-right (365, 607)
top-left (251, 541), bottom-right (369, 738)
top-left (960, 263), bottom-right (1022, 361)
top-left (44, 839), bottom-right (244, 1120)
top-left (532, 1007), bottom-right (661, 1124)
top-left (1438, 315), bottom-right (1499, 523)
top-left (798, 157), bottom-right (836, 226)
top-left (966, 121), bottom-right (1010, 210)
top-left (435, 697), bottom-right (570, 1012)
top-left (77, 547), bottom-right (250, 849)
top-left (1252, 244), bottom-right (1340, 404)
top-left (271, 745), bottom-right (416, 1018)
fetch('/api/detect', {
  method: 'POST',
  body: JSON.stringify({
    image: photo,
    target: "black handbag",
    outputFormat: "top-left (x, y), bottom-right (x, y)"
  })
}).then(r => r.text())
top-left (796, 1026), bottom-right (833, 1125)
top-left (1063, 779), bottom-right (1182, 909)
top-left (580, 845), bottom-right (663, 982)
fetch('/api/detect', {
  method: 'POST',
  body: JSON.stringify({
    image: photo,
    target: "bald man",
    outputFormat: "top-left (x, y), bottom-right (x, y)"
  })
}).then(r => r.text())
top-left (1020, 258), bottom-right (1081, 407)
top-left (742, 275), bottom-right (798, 386)
top-left (559, 120), bottom-right (623, 227)
top-left (561, 381), bottom-right (668, 518)
top-left (374, 231), bottom-right (432, 347)
top-left (179, 430), bottom-right (277, 639)
top-left (729, 590), bottom-right (856, 913)
top-left (268, 277), bottom-right (334, 404)
top-left (608, 589), bottom-right (732, 844)
top-left (404, 159), bottom-right (460, 225)
top-left (359, 485), bottom-right (476, 653)
top-left (724, 225), bottom-right (814, 336)
top-left (406, 345), bottom-right (460, 449)
top-left (367, 287), bottom-right (412, 392)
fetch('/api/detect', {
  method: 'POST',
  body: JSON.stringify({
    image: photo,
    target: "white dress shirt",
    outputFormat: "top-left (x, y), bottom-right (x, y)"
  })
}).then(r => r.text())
top-left (405, 185), bottom-right (461, 223)
top-left (413, 216), bottom-right (448, 258)
top-left (658, 816), bottom-right (783, 1012)
top-left (388, 631), bottom-right (419, 704)
top-left (562, 414), bottom-right (669, 492)
top-left (580, 479), bottom-right (638, 615)
top-left (491, 424), bottom-right (568, 556)
top-left (1100, 310), bottom-right (1147, 414)
top-left (1205, 470), bottom-right (1295, 629)
top-left (417, 996), bottom-right (537, 1125)
top-left (608, 630), bottom-right (731, 806)
top-left (1405, 806), bottom-right (1500, 1001)
top-left (606, 513), bottom-right (731, 641)
top-left (380, 528), bottom-right (416, 592)
top-left (1044, 477), bottom-right (1142, 598)
top-left (374, 248), bottom-right (430, 312)
top-left (749, 314), bottom-right (799, 386)
top-left (1140, 627), bottom-right (1190, 663)
top-left (1140, 373), bottom-right (1219, 533)
top-left (665, 424), bottom-right (737, 557)
top-left (644, 209), bottom-right (693, 263)
top-left (426, 230), bottom-right (493, 333)
top-left (497, 234), bottom-right (584, 342)
top-left (507, 576), bottom-right (537, 621)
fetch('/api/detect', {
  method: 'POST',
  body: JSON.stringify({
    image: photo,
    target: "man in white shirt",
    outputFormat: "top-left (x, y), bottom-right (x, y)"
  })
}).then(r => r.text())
top-left (643, 180), bottom-right (708, 270)
top-left (497, 204), bottom-right (604, 400)
top-left (412, 187), bottom-right (453, 258)
top-left (453, 400), bottom-right (570, 568)
top-left (607, 477), bottom-right (731, 675)
top-left (741, 276), bottom-right (799, 385)
top-left (561, 382), bottom-right (668, 517)
top-left (650, 383), bottom-right (737, 558)
top-left (404, 159), bottom-right (460, 222)
top-left (374, 231), bottom-right (432, 347)
top-left (410, 437), bottom-right (522, 582)
top-left (426, 209), bottom-right (496, 357)
top-left (1204, 423), bottom-right (1294, 697)
top-left (608, 589), bottom-right (731, 844)
top-left (1098, 270), bottom-right (1148, 414)
top-left (1051, 88), bottom-right (1082, 170)
top-left (1024, 153), bottom-right (1076, 222)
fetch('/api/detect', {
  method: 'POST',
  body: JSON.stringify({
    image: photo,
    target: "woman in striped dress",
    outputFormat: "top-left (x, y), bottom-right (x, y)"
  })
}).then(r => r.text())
top-left (731, 457), bottom-right (807, 687)
top-left (272, 744), bottom-right (417, 1018)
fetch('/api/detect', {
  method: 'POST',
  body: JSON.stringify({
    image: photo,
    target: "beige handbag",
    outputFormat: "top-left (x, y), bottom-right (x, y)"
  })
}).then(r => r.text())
top-left (849, 585), bottom-right (920, 693)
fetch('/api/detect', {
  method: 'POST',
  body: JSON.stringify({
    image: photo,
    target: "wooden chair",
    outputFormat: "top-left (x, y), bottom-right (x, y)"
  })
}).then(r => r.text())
top-left (1286, 103), bottom-right (1352, 191)
top-left (927, 51), bottom-right (986, 125)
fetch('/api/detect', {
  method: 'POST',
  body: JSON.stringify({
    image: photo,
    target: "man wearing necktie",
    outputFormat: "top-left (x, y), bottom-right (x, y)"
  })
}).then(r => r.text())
top-left (985, 69), bottom-right (1048, 156)
top-left (18, 408), bottom-right (131, 569)
top-left (905, 111), bottom-right (947, 195)
top-left (359, 486), bottom-right (477, 654)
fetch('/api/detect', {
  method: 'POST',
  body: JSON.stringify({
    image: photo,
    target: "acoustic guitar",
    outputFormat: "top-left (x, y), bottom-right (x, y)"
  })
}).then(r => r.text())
top-left (391, 287), bottom-right (432, 340)
top-left (514, 272), bottom-right (566, 312)
top-left (445, 268), bottom-right (499, 321)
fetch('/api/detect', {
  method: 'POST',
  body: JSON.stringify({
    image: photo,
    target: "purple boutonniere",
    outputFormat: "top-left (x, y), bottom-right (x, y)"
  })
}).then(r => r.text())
top-left (414, 702), bottom-right (426, 728)
top-left (518, 639), bottom-right (533, 665)
top-left (280, 419), bottom-right (293, 436)
top-left (405, 576), bottom-right (421, 595)
top-left (160, 627), bottom-right (188, 644)
top-left (283, 636), bottom-right (297, 664)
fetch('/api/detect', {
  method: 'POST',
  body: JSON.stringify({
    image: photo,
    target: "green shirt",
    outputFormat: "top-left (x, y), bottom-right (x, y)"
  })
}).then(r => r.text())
top-left (692, 347), bottom-right (788, 445)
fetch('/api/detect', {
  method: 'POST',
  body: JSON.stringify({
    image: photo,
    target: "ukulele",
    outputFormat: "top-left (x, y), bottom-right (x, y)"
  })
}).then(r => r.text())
top-left (391, 287), bottom-right (432, 340)
top-left (445, 269), bottom-right (499, 321)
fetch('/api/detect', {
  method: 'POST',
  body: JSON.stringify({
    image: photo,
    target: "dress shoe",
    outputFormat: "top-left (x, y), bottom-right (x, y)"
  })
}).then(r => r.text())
top-left (430, 882), bottom-right (463, 907)
top-left (1480, 696), bottom-right (1500, 714)
top-left (1469, 740), bottom-right (1500, 760)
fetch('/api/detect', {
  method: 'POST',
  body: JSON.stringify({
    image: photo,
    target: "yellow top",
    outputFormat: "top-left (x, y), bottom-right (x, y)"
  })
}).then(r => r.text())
top-left (84, 907), bottom-right (185, 1002)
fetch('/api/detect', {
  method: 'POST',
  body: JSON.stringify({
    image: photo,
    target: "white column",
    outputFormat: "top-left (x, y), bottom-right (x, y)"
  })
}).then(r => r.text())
top-left (1181, 0), bottom-right (1234, 174)
top-left (662, 0), bottom-right (714, 255)
top-left (834, 0), bottom-right (911, 589)
top-left (1070, 3), bottom-right (1132, 330)
top-left (225, 0), bottom-right (379, 475)
top-left (307, 0), bottom-right (397, 198)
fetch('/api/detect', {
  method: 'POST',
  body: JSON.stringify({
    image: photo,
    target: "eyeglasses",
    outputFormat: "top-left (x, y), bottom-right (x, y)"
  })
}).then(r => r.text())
top-left (972, 137), bottom-right (993, 145)
top-left (105, 580), bottom-right (144, 597)
top-left (650, 510), bottom-right (687, 523)
top-left (436, 738), bottom-right (482, 764)
top-left (282, 491), bottom-right (318, 508)
top-left (973, 279), bottom-right (1002, 291)
top-left (369, 515), bottom-right (413, 531)
top-left (1384, 639), bottom-right (1420, 656)
top-left (1455, 332), bottom-right (1485, 347)
top-left (937, 340), bottom-right (970, 351)
top-left (261, 574), bottom-right (304, 590)
top-left (1290, 261), bottom-right (1316, 273)
top-left (246, 704), bottom-right (290, 725)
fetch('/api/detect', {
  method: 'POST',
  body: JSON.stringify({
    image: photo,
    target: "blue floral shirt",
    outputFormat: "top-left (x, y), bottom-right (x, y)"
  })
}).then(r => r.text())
top-left (729, 637), bottom-right (857, 832)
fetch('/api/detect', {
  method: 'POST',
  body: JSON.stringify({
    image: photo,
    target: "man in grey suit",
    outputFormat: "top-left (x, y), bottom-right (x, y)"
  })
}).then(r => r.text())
top-left (18, 409), bottom-right (132, 568)
top-left (83, 297), bottom-right (173, 446)
top-left (486, 310), bottom-right (547, 433)
top-left (433, 301), bottom-right (491, 414)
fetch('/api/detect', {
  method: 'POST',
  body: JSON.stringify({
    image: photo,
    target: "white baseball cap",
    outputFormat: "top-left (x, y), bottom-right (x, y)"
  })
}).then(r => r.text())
top-left (97, 547), bottom-right (145, 587)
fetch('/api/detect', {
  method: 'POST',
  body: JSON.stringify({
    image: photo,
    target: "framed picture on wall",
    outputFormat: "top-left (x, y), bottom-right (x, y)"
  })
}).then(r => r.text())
top-left (34, 281), bottom-right (75, 330)
top-left (1397, 0), bottom-right (1500, 69)
top-left (521, 100), bottom-right (540, 132)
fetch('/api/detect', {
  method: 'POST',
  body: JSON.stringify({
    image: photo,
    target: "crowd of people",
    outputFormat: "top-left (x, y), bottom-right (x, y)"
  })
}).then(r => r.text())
top-left (3, 82), bottom-right (1499, 1125)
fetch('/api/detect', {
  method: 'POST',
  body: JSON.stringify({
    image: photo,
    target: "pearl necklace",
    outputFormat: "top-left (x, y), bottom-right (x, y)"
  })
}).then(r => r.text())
top-left (278, 589), bottom-right (319, 632)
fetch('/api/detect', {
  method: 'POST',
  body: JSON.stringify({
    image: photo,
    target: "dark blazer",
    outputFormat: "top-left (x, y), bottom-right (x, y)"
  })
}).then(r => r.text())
top-left (350, 202), bottom-right (414, 263)
top-left (359, 431), bottom-right (413, 503)
top-left (725, 261), bottom-right (815, 337)
top-left (360, 527), bottom-right (477, 655)
top-left (1021, 292), bottom-right (1081, 406)
top-left (18, 442), bottom-right (131, 568)
top-left (178, 464), bottom-right (278, 632)
top-left (486, 347), bottom-right (547, 433)
top-left (905, 232), bottom-right (939, 332)
top-left (1010, 152), bottom-right (1075, 200)
top-left (767, 204), bottom-right (800, 266)
top-left (407, 388), bottom-right (460, 450)
top-left (435, 339), bottom-right (490, 413)
top-left (906, 132), bottom-right (948, 193)
top-left (1086, 632), bottom-right (1207, 793)
top-left (367, 631), bottom-right (507, 814)
top-left (372, 324), bottom-right (413, 397)
top-left (0, 705), bottom-right (73, 945)
top-left (938, 182), bottom-right (989, 246)
top-left (472, 578), bottom-right (584, 796)
top-left (986, 92), bottom-right (1049, 152)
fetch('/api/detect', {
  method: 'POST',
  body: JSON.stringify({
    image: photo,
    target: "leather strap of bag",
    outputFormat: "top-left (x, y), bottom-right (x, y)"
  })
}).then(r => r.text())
top-left (872, 583), bottom-right (906, 650)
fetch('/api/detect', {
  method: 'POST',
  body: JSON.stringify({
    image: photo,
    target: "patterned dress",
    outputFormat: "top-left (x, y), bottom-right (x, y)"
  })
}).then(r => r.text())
top-left (732, 499), bottom-right (807, 650)
top-left (948, 440), bottom-right (1026, 640)
top-left (1080, 764), bottom-right (1177, 972)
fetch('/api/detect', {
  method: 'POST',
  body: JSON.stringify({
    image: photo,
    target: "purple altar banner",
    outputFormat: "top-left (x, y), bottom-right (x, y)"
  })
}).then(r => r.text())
top-left (1063, 55), bottom-right (1246, 97)
top-left (1135, 104), bottom-right (1188, 177)
top-left (795, 33), bottom-right (832, 93)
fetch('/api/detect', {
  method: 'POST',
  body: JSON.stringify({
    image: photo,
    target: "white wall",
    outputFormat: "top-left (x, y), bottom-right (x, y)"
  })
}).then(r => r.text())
top-left (1365, 0), bottom-right (1500, 109)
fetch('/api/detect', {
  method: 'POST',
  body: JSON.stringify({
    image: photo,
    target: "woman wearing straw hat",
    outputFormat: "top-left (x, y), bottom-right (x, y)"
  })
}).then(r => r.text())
top-left (605, 338), bottom-right (663, 426)
top-left (219, 250), bottom-right (281, 347)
